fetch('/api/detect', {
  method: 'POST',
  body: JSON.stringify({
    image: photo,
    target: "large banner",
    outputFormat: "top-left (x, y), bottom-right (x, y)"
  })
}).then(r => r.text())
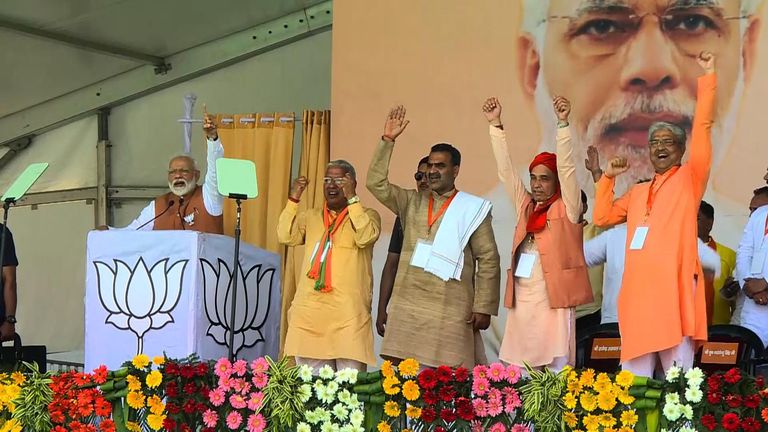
top-left (331, 0), bottom-right (768, 361)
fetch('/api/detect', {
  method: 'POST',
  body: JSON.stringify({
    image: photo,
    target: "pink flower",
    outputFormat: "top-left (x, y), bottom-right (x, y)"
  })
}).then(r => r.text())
top-left (218, 375), bottom-right (233, 391)
top-left (504, 391), bottom-right (521, 412)
top-left (488, 388), bottom-right (503, 403)
top-left (209, 388), bottom-right (226, 407)
top-left (487, 397), bottom-right (503, 417)
top-left (470, 421), bottom-right (484, 432)
top-left (473, 365), bottom-right (489, 381)
top-left (231, 378), bottom-right (247, 393)
top-left (203, 409), bottom-right (219, 428)
top-left (230, 394), bottom-right (248, 410)
top-left (251, 358), bottom-right (269, 374)
top-left (248, 392), bottom-right (265, 411)
top-left (252, 372), bottom-right (269, 389)
top-left (246, 413), bottom-right (267, 432)
top-left (226, 411), bottom-right (243, 430)
top-left (472, 399), bottom-right (489, 417)
top-left (472, 377), bottom-right (490, 396)
top-left (488, 363), bottom-right (507, 383)
top-left (489, 422), bottom-right (506, 432)
top-left (233, 360), bottom-right (248, 377)
top-left (215, 358), bottom-right (233, 378)
top-left (505, 365), bottom-right (522, 384)
top-left (511, 425), bottom-right (530, 432)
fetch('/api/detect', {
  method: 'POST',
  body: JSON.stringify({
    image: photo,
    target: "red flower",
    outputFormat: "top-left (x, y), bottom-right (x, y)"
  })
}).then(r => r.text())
top-left (456, 397), bottom-right (474, 421)
top-left (183, 382), bottom-right (198, 394)
top-left (435, 427), bottom-right (446, 432)
top-left (100, 419), bottom-right (116, 432)
top-left (200, 385), bottom-right (211, 399)
top-left (166, 402), bottom-right (181, 415)
top-left (722, 413), bottom-right (740, 432)
top-left (73, 373), bottom-right (91, 387)
top-left (436, 366), bottom-right (453, 383)
top-left (183, 399), bottom-right (197, 414)
top-left (440, 408), bottom-right (457, 423)
top-left (50, 409), bottom-right (65, 424)
top-left (423, 389), bottom-right (439, 406)
top-left (196, 362), bottom-right (209, 376)
top-left (724, 368), bottom-right (742, 384)
top-left (166, 382), bottom-right (179, 398)
top-left (180, 365), bottom-right (195, 379)
top-left (196, 402), bottom-right (207, 412)
top-left (701, 414), bottom-right (717, 431)
top-left (53, 426), bottom-right (68, 432)
top-left (725, 394), bottom-right (742, 408)
top-left (741, 417), bottom-right (761, 432)
top-left (163, 418), bottom-right (178, 431)
top-left (421, 407), bottom-right (437, 423)
top-left (181, 425), bottom-right (191, 432)
top-left (202, 428), bottom-right (215, 432)
top-left (708, 374), bottom-right (723, 391)
top-left (707, 392), bottom-right (722, 405)
top-left (454, 367), bottom-right (469, 383)
top-left (755, 375), bottom-right (764, 389)
top-left (165, 361), bottom-right (180, 376)
top-left (438, 385), bottom-right (456, 402)
top-left (94, 397), bottom-right (111, 417)
top-left (744, 394), bottom-right (761, 408)
top-left (418, 369), bottom-right (438, 390)
top-left (92, 365), bottom-right (109, 385)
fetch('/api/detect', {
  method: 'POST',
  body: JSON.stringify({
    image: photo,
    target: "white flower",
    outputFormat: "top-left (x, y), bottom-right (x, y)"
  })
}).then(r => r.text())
top-left (684, 387), bottom-right (703, 403)
top-left (337, 389), bottom-right (352, 404)
top-left (665, 366), bottom-right (681, 383)
top-left (684, 368), bottom-right (704, 383)
top-left (665, 393), bottom-right (680, 404)
top-left (681, 404), bottom-right (693, 420)
top-left (326, 380), bottom-right (339, 396)
top-left (349, 409), bottom-right (364, 428)
top-left (317, 408), bottom-right (332, 423)
top-left (663, 403), bottom-right (682, 421)
top-left (318, 385), bottom-right (336, 404)
top-left (299, 384), bottom-right (313, 403)
top-left (686, 377), bottom-right (704, 390)
top-left (354, 428), bottom-right (365, 432)
top-left (348, 393), bottom-right (361, 408)
top-left (339, 426), bottom-right (354, 432)
top-left (333, 403), bottom-right (349, 420)
top-left (306, 410), bottom-right (321, 425)
top-left (321, 422), bottom-right (335, 432)
top-left (319, 365), bottom-right (335, 380)
top-left (314, 381), bottom-right (326, 399)
top-left (297, 423), bottom-right (312, 432)
top-left (335, 368), bottom-right (358, 384)
top-left (299, 365), bottom-right (314, 382)
top-left (680, 424), bottom-right (696, 432)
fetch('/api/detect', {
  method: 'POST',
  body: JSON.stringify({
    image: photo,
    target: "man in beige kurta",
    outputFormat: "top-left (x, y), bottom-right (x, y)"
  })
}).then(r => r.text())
top-left (367, 105), bottom-right (500, 368)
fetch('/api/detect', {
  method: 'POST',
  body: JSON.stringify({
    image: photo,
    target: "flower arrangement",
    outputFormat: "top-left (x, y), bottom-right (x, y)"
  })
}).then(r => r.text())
top-left (260, 356), bottom-right (305, 431)
top-left (518, 365), bottom-right (568, 432)
top-left (562, 368), bottom-right (640, 432)
top-left (408, 364), bottom-right (473, 432)
top-left (203, 357), bottom-right (268, 432)
top-left (470, 363), bottom-right (525, 432)
top-left (376, 358), bottom-right (422, 432)
top-left (160, 354), bottom-right (215, 432)
top-left (294, 365), bottom-right (364, 432)
top-left (47, 365), bottom-right (114, 432)
top-left (659, 366), bottom-right (705, 432)
top-left (0, 371), bottom-right (25, 425)
top-left (699, 368), bottom-right (768, 432)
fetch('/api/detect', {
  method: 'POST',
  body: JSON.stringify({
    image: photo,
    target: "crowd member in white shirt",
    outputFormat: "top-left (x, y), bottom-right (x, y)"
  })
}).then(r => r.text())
top-left (734, 186), bottom-right (768, 348)
top-left (584, 224), bottom-right (721, 325)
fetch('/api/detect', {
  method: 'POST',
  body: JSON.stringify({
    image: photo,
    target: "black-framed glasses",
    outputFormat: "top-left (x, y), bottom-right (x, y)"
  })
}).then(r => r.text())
top-left (323, 177), bottom-right (345, 185)
top-left (649, 138), bottom-right (677, 148)
top-left (414, 172), bottom-right (426, 181)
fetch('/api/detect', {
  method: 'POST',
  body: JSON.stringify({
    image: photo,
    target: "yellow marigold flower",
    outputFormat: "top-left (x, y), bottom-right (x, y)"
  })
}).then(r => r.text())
top-left (579, 391), bottom-right (597, 412)
top-left (398, 358), bottom-right (420, 378)
top-left (127, 391), bottom-right (146, 409)
top-left (583, 414), bottom-right (600, 432)
top-left (567, 378), bottom-right (583, 395)
top-left (605, 429), bottom-right (618, 432)
top-left (381, 361), bottom-right (395, 378)
top-left (402, 380), bottom-right (420, 401)
top-left (383, 376), bottom-right (401, 395)
top-left (153, 356), bottom-right (165, 366)
top-left (126, 421), bottom-right (142, 432)
top-left (564, 392), bottom-right (578, 409)
top-left (618, 428), bottom-right (633, 432)
top-left (147, 413), bottom-right (166, 431)
top-left (596, 373), bottom-right (611, 384)
top-left (615, 370), bottom-right (635, 388)
top-left (620, 409), bottom-right (638, 427)
top-left (579, 369), bottom-right (596, 388)
top-left (599, 413), bottom-right (617, 427)
top-left (377, 421), bottom-right (391, 432)
top-left (132, 354), bottom-right (150, 369)
top-left (146, 370), bottom-right (163, 388)
top-left (0, 373), bottom-right (8, 381)
top-left (384, 401), bottom-right (400, 417)
top-left (597, 390), bottom-right (617, 411)
top-left (616, 388), bottom-right (636, 405)
top-left (593, 379), bottom-right (612, 393)
top-left (10, 373), bottom-right (24, 386)
top-left (406, 406), bottom-right (422, 419)
top-left (0, 419), bottom-right (21, 432)
top-left (563, 411), bottom-right (578, 428)
top-left (147, 395), bottom-right (165, 415)
top-left (126, 375), bottom-right (141, 391)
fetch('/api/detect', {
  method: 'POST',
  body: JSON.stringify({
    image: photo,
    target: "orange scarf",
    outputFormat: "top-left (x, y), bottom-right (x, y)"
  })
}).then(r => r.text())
top-left (306, 205), bottom-right (349, 292)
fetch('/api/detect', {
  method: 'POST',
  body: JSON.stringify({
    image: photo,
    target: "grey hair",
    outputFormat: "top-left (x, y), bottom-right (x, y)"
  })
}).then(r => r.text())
top-left (327, 159), bottom-right (356, 180)
top-left (648, 121), bottom-right (686, 145)
top-left (169, 154), bottom-right (199, 170)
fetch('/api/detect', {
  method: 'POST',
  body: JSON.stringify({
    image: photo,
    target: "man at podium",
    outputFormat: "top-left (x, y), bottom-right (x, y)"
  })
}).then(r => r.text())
top-left (100, 110), bottom-right (224, 233)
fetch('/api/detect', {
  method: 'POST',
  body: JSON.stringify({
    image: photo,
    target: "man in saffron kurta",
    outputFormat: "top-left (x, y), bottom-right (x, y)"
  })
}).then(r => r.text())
top-left (593, 52), bottom-right (716, 375)
top-left (277, 160), bottom-right (381, 371)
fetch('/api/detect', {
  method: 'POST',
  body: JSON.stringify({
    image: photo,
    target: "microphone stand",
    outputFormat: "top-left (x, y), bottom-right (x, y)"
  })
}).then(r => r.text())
top-left (227, 194), bottom-right (246, 361)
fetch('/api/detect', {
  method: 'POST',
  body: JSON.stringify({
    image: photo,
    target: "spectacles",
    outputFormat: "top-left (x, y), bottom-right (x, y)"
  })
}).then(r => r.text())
top-left (414, 172), bottom-right (426, 181)
top-left (168, 168), bottom-right (193, 176)
top-left (323, 177), bottom-right (345, 185)
top-left (546, 5), bottom-right (749, 57)
top-left (648, 138), bottom-right (677, 148)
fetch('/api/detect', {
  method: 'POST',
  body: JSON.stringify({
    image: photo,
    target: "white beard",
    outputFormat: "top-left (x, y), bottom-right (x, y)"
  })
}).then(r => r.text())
top-left (168, 179), bottom-right (196, 197)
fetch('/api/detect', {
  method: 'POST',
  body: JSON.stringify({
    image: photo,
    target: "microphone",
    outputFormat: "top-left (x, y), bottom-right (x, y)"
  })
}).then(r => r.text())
top-left (136, 200), bottom-right (174, 230)
top-left (178, 196), bottom-right (186, 230)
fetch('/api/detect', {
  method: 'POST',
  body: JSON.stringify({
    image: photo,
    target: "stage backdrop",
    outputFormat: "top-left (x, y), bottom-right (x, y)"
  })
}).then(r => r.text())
top-left (331, 0), bottom-right (768, 362)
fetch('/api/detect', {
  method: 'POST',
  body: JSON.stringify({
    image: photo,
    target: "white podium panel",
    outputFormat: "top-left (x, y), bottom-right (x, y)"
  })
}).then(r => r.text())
top-left (85, 231), bottom-right (281, 370)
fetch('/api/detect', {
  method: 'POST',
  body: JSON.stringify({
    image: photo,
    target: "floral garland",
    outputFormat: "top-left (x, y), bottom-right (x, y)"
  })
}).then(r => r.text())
top-left (47, 366), bottom-right (114, 432)
top-left (203, 357), bottom-right (268, 432)
top-left (469, 363), bottom-right (525, 432)
top-left (659, 366), bottom-right (705, 432)
top-left (562, 368), bottom-right (640, 432)
top-left (699, 368), bottom-right (768, 432)
top-left (160, 354), bottom-right (214, 432)
top-left (295, 365), bottom-right (364, 432)
top-left (377, 358), bottom-right (421, 432)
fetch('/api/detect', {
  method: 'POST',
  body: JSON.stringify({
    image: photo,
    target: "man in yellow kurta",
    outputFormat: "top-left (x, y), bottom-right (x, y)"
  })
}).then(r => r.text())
top-left (697, 200), bottom-right (737, 324)
top-left (367, 106), bottom-right (501, 368)
top-left (277, 160), bottom-right (381, 371)
top-left (593, 52), bottom-right (716, 376)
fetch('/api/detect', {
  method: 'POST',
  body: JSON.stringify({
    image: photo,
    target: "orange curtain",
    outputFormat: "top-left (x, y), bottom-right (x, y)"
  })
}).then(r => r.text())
top-left (215, 113), bottom-right (295, 254)
top-left (279, 110), bottom-right (331, 357)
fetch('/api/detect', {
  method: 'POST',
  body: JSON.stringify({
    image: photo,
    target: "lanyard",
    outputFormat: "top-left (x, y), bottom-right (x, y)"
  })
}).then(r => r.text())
top-left (645, 166), bottom-right (679, 222)
top-left (428, 191), bottom-right (458, 233)
top-left (763, 215), bottom-right (768, 237)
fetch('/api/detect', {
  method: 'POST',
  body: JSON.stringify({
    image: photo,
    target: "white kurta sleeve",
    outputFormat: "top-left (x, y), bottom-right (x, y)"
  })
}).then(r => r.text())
top-left (698, 238), bottom-right (721, 278)
top-left (110, 201), bottom-right (156, 231)
top-left (736, 207), bottom-right (765, 286)
top-left (584, 230), bottom-right (609, 267)
top-left (203, 138), bottom-right (225, 217)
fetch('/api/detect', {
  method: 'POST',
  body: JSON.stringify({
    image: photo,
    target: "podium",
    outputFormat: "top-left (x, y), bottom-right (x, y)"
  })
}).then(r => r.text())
top-left (84, 231), bottom-right (281, 370)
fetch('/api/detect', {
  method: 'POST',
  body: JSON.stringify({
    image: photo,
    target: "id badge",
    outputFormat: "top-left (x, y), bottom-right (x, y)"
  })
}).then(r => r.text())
top-left (410, 239), bottom-right (433, 268)
top-left (514, 253), bottom-right (536, 278)
top-left (629, 226), bottom-right (649, 250)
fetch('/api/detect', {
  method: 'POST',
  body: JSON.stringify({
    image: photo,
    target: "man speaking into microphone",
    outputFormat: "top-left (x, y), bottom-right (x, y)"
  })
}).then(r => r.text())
top-left (100, 108), bottom-right (224, 234)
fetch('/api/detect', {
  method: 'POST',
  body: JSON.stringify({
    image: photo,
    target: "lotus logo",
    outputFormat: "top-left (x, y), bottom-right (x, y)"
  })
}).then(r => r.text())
top-left (94, 258), bottom-right (187, 354)
top-left (201, 259), bottom-right (275, 356)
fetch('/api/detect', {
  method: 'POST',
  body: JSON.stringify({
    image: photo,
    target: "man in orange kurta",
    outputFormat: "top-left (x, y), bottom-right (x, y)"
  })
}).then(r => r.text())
top-left (593, 52), bottom-right (716, 377)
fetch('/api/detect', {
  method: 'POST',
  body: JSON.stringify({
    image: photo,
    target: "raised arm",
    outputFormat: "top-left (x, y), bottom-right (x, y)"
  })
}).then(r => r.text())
top-left (482, 97), bottom-right (530, 217)
top-left (366, 105), bottom-right (415, 214)
top-left (202, 107), bottom-right (225, 216)
top-left (689, 52), bottom-right (717, 199)
top-left (552, 96), bottom-right (581, 223)
top-left (276, 177), bottom-right (309, 246)
top-left (584, 229), bottom-right (610, 267)
top-left (593, 158), bottom-right (631, 227)
top-left (339, 173), bottom-right (381, 248)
